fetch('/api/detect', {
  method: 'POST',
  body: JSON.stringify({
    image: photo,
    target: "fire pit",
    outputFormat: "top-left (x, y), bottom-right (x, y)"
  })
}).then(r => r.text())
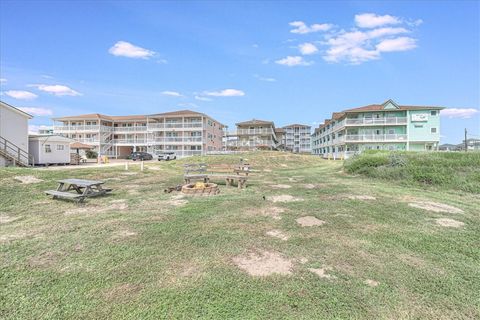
top-left (181, 182), bottom-right (220, 196)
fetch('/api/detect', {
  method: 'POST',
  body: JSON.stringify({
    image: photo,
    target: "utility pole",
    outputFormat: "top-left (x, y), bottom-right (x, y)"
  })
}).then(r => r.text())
top-left (465, 128), bottom-right (468, 152)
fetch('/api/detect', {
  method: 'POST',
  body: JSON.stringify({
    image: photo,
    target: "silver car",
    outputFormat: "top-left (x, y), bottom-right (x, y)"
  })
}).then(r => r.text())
top-left (157, 152), bottom-right (177, 161)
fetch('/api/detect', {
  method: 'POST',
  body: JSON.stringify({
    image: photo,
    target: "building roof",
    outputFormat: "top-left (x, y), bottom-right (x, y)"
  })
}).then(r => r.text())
top-left (29, 134), bottom-right (72, 142)
top-left (282, 123), bottom-right (311, 128)
top-left (316, 100), bottom-right (445, 130)
top-left (0, 100), bottom-right (33, 119)
top-left (70, 141), bottom-right (94, 149)
top-left (275, 128), bottom-right (285, 133)
top-left (53, 109), bottom-right (225, 126)
top-left (236, 119), bottom-right (274, 126)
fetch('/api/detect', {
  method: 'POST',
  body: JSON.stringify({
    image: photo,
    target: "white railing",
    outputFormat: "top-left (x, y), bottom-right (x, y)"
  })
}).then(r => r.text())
top-left (113, 126), bottom-right (147, 132)
top-left (345, 117), bottom-right (407, 125)
top-left (234, 128), bottom-right (275, 135)
top-left (345, 134), bottom-right (407, 142)
top-left (148, 122), bottom-right (203, 130)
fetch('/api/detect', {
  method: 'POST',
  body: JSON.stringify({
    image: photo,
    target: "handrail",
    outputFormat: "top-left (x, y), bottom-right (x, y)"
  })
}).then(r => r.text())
top-left (0, 135), bottom-right (33, 166)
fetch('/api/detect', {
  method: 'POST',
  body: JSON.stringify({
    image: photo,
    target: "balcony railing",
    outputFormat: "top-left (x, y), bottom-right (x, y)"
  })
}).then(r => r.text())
top-left (234, 128), bottom-right (275, 135)
top-left (345, 117), bottom-right (407, 126)
top-left (148, 122), bottom-right (203, 130)
top-left (344, 134), bottom-right (407, 142)
top-left (54, 123), bottom-right (203, 132)
top-left (113, 126), bottom-right (147, 132)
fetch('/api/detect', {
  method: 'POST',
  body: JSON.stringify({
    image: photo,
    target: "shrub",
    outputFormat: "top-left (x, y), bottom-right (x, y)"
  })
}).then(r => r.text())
top-left (86, 150), bottom-right (98, 159)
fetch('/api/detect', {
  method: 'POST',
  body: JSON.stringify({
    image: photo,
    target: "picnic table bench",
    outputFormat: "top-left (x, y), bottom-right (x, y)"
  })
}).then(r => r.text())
top-left (45, 179), bottom-right (112, 202)
top-left (183, 163), bottom-right (251, 189)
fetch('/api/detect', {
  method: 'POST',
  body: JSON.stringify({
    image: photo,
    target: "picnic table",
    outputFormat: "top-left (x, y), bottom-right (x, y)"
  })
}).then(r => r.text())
top-left (183, 163), bottom-right (250, 189)
top-left (45, 179), bottom-right (112, 202)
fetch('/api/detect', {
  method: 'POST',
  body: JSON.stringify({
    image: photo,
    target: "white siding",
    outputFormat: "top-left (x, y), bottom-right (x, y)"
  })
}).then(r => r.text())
top-left (0, 103), bottom-right (30, 153)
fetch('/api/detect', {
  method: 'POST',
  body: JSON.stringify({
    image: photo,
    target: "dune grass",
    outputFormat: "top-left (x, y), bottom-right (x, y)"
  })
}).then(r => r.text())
top-left (1, 152), bottom-right (479, 319)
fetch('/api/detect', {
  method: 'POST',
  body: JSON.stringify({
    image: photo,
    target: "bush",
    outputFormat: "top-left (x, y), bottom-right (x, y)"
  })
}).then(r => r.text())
top-left (344, 151), bottom-right (480, 193)
top-left (85, 150), bottom-right (98, 159)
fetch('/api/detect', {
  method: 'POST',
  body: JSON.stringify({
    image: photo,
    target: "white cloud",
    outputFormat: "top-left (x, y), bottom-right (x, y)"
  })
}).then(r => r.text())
top-left (29, 84), bottom-right (81, 96)
top-left (161, 91), bottom-right (183, 97)
top-left (108, 41), bottom-right (155, 59)
top-left (194, 95), bottom-right (212, 101)
top-left (355, 13), bottom-right (401, 28)
top-left (376, 37), bottom-right (417, 52)
top-left (203, 89), bottom-right (245, 97)
top-left (275, 56), bottom-right (312, 66)
top-left (19, 107), bottom-right (53, 116)
top-left (290, 21), bottom-right (332, 34)
top-left (28, 124), bottom-right (53, 134)
top-left (254, 74), bottom-right (277, 82)
top-left (441, 108), bottom-right (479, 119)
top-left (0, 78), bottom-right (6, 83)
top-left (366, 27), bottom-right (409, 38)
top-left (4, 90), bottom-right (38, 100)
top-left (299, 42), bottom-right (319, 55)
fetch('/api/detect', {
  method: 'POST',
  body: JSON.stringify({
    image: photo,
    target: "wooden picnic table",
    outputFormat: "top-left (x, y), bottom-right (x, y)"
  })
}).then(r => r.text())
top-left (45, 179), bottom-right (112, 202)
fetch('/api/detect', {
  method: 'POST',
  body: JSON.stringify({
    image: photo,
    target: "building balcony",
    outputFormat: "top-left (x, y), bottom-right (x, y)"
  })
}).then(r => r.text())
top-left (344, 134), bottom-right (408, 142)
top-left (113, 126), bottom-right (148, 132)
top-left (345, 117), bottom-right (407, 126)
top-left (54, 125), bottom-right (104, 132)
top-left (148, 122), bottom-right (203, 130)
top-left (234, 128), bottom-right (275, 135)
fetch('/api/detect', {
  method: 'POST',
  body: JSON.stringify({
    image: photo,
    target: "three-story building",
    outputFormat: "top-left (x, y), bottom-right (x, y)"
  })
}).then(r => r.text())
top-left (228, 119), bottom-right (278, 150)
top-left (53, 110), bottom-right (224, 158)
top-left (312, 100), bottom-right (444, 158)
top-left (282, 124), bottom-right (311, 153)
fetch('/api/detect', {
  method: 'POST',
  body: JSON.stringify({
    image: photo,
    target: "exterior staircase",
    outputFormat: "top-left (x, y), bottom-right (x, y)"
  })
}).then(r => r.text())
top-left (0, 135), bottom-right (32, 167)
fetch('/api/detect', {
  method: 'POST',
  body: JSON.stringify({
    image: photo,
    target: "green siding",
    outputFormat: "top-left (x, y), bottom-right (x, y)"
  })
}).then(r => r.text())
top-left (408, 110), bottom-right (440, 142)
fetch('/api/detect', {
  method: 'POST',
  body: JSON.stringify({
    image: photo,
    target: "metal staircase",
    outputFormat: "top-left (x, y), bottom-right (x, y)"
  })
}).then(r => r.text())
top-left (0, 135), bottom-right (33, 167)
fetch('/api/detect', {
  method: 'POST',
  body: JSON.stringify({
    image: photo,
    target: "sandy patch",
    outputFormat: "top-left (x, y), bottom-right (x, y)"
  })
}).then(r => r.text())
top-left (263, 169), bottom-right (272, 172)
top-left (0, 232), bottom-right (27, 243)
top-left (167, 194), bottom-right (188, 206)
top-left (270, 184), bottom-right (292, 189)
top-left (287, 178), bottom-right (297, 182)
top-left (280, 164), bottom-right (288, 168)
top-left (303, 184), bottom-right (317, 189)
top-left (64, 199), bottom-right (128, 215)
top-left (266, 229), bottom-right (289, 241)
top-left (435, 218), bottom-right (464, 228)
top-left (121, 171), bottom-right (138, 175)
top-left (14, 175), bottom-right (43, 184)
top-left (28, 251), bottom-right (60, 268)
top-left (147, 166), bottom-right (163, 171)
top-left (251, 207), bottom-right (285, 220)
top-left (364, 279), bottom-right (379, 287)
top-left (296, 216), bottom-right (326, 227)
top-left (103, 283), bottom-right (142, 302)
top-left (268, 195), bottom-right (303, 203)
top-left (0, 215), bottom-right (21, 224)
top-left (308, 267), bottom-right (336, 279)
top-left (233, 250), bottom-right (293, 276)
top-left (348, 195), bottom-right (376, 200)
top-left (298, 257), bottom-right (308, 264)
top-left (409, 201), bottom-right (463, 214)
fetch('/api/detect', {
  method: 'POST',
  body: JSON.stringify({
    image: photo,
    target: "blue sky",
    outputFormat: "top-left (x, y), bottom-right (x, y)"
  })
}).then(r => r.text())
top-left (0, 0), bottom-right (478, 143)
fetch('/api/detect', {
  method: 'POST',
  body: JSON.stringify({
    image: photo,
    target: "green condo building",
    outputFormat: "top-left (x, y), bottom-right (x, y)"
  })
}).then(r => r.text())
top-left (311, 100), bottom-right (444, 159)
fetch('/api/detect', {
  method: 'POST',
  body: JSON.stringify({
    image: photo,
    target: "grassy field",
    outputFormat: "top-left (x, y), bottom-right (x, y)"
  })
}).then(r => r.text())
top-left (1, 152), bottom-right (479, 319)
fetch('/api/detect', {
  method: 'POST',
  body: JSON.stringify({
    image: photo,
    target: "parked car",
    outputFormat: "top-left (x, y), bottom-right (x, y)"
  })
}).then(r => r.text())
top-left (157, 152), bottom-right (177, 161)
top-left (130, 151), bottom-right (153, 161)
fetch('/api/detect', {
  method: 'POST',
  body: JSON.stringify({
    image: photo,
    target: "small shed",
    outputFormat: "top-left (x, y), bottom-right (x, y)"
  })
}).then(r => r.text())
top-left (70, 141), bottom-right (93, 164)
top-left (29, 135), bottom-right (72, 165)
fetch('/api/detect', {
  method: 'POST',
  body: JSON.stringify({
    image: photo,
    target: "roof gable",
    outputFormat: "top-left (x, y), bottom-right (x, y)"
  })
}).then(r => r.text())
top-left (382, 99), bottom-right (400, 110)
top-left (0, 101), bottom-right (33, 119)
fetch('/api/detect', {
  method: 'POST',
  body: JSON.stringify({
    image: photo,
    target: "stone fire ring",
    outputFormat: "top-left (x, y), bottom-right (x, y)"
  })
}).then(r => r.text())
top-left (181, 183), bottom-right (220, 196)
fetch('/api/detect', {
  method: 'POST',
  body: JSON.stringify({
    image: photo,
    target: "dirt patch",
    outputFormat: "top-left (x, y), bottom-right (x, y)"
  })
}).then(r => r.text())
top-left (296, 216), bottom-right (326, 227)
top-left (250, 206), bottom-right (285, 220)
top-left (280, 164), bottom-right (288, 168)
top-left (364, 279), bottom-right (379, 287)
top-left (303, 184), bottom-right (317, 189)
top-left (270, 184), bottom-right (292, 189)
top-left (111, 229), bottom-right (137, 242)
top-left (0, 215), bottom-right (21, 224)
top-left (435, 218), bottom-right (465, 228)
top-left (298, 257), bottom-right (308, 264)
top-left (268, 195), bottom-right (303, 203)
top-left (147, 166), bottom-right (163, 171)
top-left (232, 250), bottom-right (293, 276)
top-left (348, 195), bottom-right (376, 200)
top-left (0, 232), bottom-right (27, 243)
top-left (167, 194), bottom-right (188, 207)
top-left (409, 201), bottom-right (463, 214)
top-left (121, 172), bottom-right (138, 176)
top-left (308, 267), bottom-right (336, 279)
top-left (64, 199), bottom-right (128, 216)
top-left (266, 229), bottom-right (289, 241)
top-left (14, 175), bottom-right (43, 184)
top-left (28, 251), bottom-right (60, 268)
top-left (263, 169), bottom-right (272, 172)
top-left (103, 283), bottom-right (142, 302)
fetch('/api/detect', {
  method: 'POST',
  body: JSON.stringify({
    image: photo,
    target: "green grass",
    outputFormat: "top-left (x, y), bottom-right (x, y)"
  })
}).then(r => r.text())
top-left (344, 150), bottom-right (480, 193)
top-left (1, 152), bottom-right (479, 319)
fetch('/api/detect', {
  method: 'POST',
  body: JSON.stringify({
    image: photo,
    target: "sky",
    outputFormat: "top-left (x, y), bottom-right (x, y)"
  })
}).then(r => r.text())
top-left (0, 0), bottom-right (479, 144)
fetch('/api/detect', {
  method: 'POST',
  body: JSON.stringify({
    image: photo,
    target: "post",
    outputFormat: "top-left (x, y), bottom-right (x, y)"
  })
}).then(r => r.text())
top-left (125, 162), bottom-right (129, 170)
top-left (141, 160), bottom-right (144, 171)
top-left (464, 128), bottom-right (468, 152)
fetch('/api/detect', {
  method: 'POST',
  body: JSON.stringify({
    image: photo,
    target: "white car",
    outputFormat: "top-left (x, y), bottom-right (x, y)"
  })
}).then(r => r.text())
top-left (157, 152), bottom-right (177, 161)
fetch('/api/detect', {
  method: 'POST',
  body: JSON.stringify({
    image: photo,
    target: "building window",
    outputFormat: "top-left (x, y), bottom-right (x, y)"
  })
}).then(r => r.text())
top-left (57, 145), bottom-right (64, 151)
top-left (45, 144), bottom-right (52, 153)
top-left (431, 128), bottom-right (437, 133)
top-left (431, 111), bottom-right (437, 116)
